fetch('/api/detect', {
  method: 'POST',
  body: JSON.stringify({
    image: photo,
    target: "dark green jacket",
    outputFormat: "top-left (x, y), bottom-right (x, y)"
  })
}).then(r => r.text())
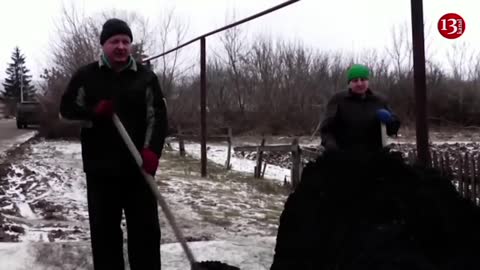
top-left (60, 57), bottom-right (168, 172)
top-left (320, 89), bottom-right (400, 152)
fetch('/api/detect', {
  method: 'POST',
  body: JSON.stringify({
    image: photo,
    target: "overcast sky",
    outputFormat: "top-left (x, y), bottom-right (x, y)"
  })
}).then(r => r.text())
top-left (0, 0), bottom-right (478, 80)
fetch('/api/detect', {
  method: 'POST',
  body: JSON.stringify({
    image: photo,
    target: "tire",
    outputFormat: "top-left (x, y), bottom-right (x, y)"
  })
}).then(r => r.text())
top-left (16, 122), bottom-right (23, 129)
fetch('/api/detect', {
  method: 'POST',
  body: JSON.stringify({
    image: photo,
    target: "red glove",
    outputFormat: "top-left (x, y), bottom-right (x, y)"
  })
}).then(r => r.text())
top-left (141, 148), bottom-right (159, 175)
top-left (94, 100), bottom-right (114, 118)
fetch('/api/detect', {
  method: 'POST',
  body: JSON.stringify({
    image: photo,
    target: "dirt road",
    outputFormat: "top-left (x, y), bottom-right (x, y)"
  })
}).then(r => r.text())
top-left (0, 119), bottom-right (36, 155)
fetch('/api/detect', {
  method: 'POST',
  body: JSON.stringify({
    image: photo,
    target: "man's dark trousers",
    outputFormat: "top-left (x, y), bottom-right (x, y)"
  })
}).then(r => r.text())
top-left (86, 167), bottom-right (161, 270)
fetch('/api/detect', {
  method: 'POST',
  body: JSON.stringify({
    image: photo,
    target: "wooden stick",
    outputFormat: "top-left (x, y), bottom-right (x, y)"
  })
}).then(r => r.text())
top-left (112, 113), bottom-right (197, 265)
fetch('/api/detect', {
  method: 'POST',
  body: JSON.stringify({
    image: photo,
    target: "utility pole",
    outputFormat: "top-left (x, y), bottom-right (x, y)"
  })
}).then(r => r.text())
top-left (200, 37), bottom-right (207, 177)
top-left (410, 0), bottom-right (429, 166)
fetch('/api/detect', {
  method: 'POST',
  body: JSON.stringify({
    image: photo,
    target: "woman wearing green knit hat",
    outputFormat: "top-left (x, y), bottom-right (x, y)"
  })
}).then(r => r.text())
top-left (319, 64), bottom-right (401, 153)
top-left (347, 64), bottom-right (370, 94)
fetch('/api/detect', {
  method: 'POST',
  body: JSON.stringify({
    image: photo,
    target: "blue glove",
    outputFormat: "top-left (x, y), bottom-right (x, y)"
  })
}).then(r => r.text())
top-left (376, 109), bottom-right (394, 123)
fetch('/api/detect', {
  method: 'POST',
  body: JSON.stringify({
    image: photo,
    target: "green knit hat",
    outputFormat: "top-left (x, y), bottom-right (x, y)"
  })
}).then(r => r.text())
top-left (347, 64), bottom-right (370, 82)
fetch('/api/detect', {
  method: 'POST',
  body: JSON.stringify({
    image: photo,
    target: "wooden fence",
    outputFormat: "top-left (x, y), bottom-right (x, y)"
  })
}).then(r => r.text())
top-left (232, 141), bottom-right (480, 202)
top-left (169, 133), bottom-right (318, 187)
top-left (411, 149), bottom-right (479, 206)
top-left (169, 127), bottom-right (234, 169)
top-left (168, 131), bottom-right (480, 203)
top-left (233, 138), bottom-right (320, 188)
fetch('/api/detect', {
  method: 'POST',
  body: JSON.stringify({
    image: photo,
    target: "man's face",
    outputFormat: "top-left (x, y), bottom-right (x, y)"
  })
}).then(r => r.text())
top-left (349, 78), bottom-right (369, 94)
top-left (102, 34), bottom-right (132, 63)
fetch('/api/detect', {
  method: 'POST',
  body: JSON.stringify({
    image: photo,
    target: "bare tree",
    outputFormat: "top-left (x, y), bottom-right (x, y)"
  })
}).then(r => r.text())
top-left (385, 23), bottom-right (412, 81)
top-left (152, 8), bottom-right (190, 98)
top-left (220, 22), bottom-right (249, 115)
top-left (49, 4), bottom-right (155, 77)
top-left (40, 4), bottom-right (157, 137)
top-left (469, 50), bottom-right (480, 85)
top-left (447, 42), bottom-right (472, 81)
top-left (152, 17), bottom-right (480, 133)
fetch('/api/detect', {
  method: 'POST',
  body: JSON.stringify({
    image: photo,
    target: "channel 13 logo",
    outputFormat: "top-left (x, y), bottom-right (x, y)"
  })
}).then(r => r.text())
top-left (438, 13), bottom-right (465, 39)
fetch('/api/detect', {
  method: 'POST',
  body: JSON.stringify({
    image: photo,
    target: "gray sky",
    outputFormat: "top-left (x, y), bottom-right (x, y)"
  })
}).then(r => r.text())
top-left (0, 0), bottom-right (478, 80)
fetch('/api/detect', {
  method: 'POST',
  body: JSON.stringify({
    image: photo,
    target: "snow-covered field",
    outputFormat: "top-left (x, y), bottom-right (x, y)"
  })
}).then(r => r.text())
top-left (0, 237), bottom-right (276, 270)
top-left (0, 137), bottom-right (290, 269)
top-left (0, 140), bottom-right (89, 243)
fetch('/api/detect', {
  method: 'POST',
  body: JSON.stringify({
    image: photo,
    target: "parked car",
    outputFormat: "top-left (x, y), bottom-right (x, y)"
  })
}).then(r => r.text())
top-left (16, 101), bottom-right (41, 129)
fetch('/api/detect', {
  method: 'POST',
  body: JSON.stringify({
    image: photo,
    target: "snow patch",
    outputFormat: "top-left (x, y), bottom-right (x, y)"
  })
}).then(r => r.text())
top-left (0, 243), bottom-right (35, 270)
top-left (16, 202), bottom-right (37, 219)
top-left (170, 142), bottom-right (291, 182)
top-left (161, 237), bottom-right (275, 270)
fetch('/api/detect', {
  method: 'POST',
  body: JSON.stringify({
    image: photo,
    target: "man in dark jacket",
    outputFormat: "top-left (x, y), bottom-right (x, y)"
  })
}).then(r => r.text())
top-left (60, 18), bottom-right (167, 270)
top-left (320, 64), bottom-right (400, 153)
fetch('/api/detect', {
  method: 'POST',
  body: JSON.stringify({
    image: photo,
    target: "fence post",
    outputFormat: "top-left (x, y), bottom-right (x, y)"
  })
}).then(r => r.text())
top-left (255, 137), bottom-right (266, 178)
top-left (464, 152), bottom-right (470, 199)
top-left (459, 153), bottom-right (465, 196)
top-left (262, 161), bottom-right (267, 178)
top-left (445, 152), bottom-right (451, 177)
top-left (225, 127), bottom-right (232, 170)
top-left (291, 138), bottom-right (301, 188)
top-left (439, 153), bottom-right (445, 176)
top-left (432, 150), bottom-right (439, 169)
top-left (469, 155), bottom-right (476, 203)
top-left (473, 155), bottom-right (480, 205)
top-left (408, 151), bottom-right (415, 165)
top-left (442, 152), bottom-right (447, 176)
top-left (178, 128), bottom-right (186, 157)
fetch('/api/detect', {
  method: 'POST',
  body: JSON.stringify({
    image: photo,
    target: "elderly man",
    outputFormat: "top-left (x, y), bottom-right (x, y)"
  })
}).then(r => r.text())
top-left (320, 64), bottom-right (400, 153)
top-left (60, 18), bottom-right (167, 270)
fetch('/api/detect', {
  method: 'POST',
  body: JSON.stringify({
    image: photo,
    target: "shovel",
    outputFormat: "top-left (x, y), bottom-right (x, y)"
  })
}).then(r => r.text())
top-left (111, 113), bottom-right (240, 270)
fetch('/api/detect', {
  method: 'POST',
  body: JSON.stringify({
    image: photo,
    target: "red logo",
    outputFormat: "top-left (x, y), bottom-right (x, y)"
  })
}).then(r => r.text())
top-left (438, 13), bottom-right (465, 39)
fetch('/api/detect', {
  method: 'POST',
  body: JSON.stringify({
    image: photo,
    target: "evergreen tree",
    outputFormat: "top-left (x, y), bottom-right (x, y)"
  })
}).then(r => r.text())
top-left (2, 47), bottom-right (36, 102)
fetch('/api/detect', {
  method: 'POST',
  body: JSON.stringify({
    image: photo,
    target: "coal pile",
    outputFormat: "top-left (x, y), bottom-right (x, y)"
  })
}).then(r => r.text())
top-left (270, 150), bottom-right (480, 270)
top-left (192, 261), bottom-right (240, 270)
